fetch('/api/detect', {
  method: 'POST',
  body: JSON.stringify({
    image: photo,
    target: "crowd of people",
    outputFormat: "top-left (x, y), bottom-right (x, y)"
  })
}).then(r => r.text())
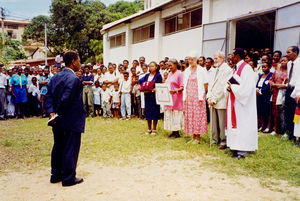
top-left (0, 46), bottom-right (299, 157)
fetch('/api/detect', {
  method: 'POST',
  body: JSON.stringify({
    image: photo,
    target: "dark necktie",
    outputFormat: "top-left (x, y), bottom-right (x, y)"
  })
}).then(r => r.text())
top-left (288, 62), bottom-right (294, 84)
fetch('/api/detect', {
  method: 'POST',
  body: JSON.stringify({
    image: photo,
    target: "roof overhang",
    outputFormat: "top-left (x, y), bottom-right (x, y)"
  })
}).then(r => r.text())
top-left (101, 0), bottom-right (174, 34)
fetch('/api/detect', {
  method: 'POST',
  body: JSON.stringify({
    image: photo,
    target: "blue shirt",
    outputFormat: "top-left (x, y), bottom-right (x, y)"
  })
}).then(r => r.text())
top-left (40, 75), bottom-right (52, 95)
top-left (10, 74), bottom-right (28, 87)
top-left (81, 73), bottom-right (94, 82)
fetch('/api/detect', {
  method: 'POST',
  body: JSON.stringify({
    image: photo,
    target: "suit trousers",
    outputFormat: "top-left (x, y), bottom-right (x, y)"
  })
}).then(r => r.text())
top-left (51, 126), bottom-right (81, 184)
top-left (83, 87), bottom-right (94, 117)
top-left (285, 87), bottom-right (296, 140)
top-left (211, 107), bottom-right (226, 145)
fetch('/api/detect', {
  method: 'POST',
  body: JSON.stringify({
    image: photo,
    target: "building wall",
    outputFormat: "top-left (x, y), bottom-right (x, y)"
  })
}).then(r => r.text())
top-left (162, 27), bottom-right (203, 60)
top-left (208, 0), bottom-right (299, 23)
top-left (4, 24), bottom-right (27, 41)
top-left (103, 0), bottom-right (299, 65)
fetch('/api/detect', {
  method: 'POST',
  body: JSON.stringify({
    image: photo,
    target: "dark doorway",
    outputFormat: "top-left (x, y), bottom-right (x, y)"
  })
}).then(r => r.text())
top-left (235, 12), bottom-right (275, 51)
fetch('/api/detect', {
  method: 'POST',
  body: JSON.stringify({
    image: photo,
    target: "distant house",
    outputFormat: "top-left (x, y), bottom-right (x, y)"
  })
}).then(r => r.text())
top-left (3, 19), bottom-right (31, 41)
top-left (101, 0), bottom-right (300, 64)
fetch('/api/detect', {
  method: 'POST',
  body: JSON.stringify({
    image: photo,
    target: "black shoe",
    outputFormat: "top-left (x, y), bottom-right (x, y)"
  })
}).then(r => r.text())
top-left (168, 132), bottom-right (176, 138)
top-left (174, 131), bottom-right (181, 138)
top-left (50, 175), bottom-right (62, 183)
top-left (62, 177), bottom-right (84, 187)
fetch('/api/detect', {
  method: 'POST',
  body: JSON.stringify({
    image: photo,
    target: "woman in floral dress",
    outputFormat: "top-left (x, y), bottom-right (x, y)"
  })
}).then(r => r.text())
top-left (183, 51), bottom-right (207, 143)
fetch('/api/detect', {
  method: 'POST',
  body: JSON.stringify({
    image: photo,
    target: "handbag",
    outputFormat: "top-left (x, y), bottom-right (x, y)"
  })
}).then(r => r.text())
top-left (140, 81), bottom-right (155, 91)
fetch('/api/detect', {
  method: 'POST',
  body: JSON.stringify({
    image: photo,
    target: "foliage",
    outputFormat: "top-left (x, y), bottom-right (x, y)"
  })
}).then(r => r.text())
top-left (0, 33), bottom-right (27, 64)
top-left (22, 0), bottom-right (144, 62)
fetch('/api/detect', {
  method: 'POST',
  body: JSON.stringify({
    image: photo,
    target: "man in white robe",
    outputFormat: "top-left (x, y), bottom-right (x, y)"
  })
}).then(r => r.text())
top-left (226, 48), bottom-right (258, 159)
top-left (291, 50), bottom-right (300, 146)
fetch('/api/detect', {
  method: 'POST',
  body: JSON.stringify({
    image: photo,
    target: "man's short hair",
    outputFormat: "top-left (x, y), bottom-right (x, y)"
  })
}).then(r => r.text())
top-left (233, 48), bottom-right (245, 59)
top-left (289, 46), bottom-right (299, 55)
top-left (273, 50), bottom-right (282, 57)
top-left (206, 57), bottom-right (214, 63)
top-left (123, 60), bottom-right (129, 63)
top-left (123, 72), bottom-right (129, 76)
top-left (64, 52), bottom-right (78, 67)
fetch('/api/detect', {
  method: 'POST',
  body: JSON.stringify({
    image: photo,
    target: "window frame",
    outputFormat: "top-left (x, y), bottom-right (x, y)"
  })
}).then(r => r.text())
top-left (109, 32), bottom-right (126, 49)
top-left (164, 7), bottom-right (203, 36)
top-left (132, 23), bottom-right (155, 44)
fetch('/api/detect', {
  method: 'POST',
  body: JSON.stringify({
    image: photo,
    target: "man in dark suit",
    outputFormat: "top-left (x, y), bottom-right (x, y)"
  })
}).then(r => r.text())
top-left (45, 51), bottom-right (86, 187)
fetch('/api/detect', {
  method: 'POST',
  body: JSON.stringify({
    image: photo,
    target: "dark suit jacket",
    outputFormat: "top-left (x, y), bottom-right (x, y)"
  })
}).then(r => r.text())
top-left (45, 68), bottom-right (86, 133)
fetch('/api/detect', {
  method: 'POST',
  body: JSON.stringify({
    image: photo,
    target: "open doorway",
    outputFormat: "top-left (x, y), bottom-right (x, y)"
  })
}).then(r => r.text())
top-left (235, 12), bottom-right (276, 51)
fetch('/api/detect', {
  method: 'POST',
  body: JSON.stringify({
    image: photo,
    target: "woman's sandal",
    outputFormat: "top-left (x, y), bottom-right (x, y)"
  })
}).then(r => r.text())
top-left (151, 130), bottom-right (157, 136)
top-left (145, 130), bottom-right (152, 135)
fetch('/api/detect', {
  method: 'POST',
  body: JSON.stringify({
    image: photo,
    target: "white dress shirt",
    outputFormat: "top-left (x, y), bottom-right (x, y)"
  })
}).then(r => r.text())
top-left (0, 73), bottom-right (7, 89)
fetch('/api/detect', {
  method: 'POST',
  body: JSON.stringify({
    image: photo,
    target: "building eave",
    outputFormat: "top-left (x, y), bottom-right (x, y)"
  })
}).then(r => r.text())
top-left (101, 0), bottom-right (174, 34)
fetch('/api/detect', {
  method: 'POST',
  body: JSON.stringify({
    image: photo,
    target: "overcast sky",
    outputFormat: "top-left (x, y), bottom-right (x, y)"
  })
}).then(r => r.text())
top-left (0, 0), bottom-right (133, 20)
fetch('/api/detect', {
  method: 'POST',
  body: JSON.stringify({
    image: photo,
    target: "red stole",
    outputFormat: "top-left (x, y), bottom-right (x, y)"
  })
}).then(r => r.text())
top-left (294, 106), bottom-right (300, 124)
top-left (225, 62), bottom-right (247, 129)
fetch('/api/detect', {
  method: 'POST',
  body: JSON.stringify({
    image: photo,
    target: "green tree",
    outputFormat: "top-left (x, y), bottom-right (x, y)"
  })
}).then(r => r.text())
top-left (23, 0), bottom-right (144, 63)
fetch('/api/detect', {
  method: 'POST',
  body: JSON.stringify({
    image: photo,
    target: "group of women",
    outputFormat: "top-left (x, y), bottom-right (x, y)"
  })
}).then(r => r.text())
top-left (140, 52), bottom-right (207, 143)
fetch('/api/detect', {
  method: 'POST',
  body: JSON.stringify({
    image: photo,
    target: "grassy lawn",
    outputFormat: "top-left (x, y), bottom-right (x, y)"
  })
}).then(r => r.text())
top-left (0, 117), bottom-right (299, 186)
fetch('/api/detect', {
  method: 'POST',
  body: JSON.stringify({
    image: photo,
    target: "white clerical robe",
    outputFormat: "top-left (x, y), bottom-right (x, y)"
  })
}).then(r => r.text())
top-left (225, 60), bottom-right (258, 151)
top-left (291, 67), bottom-right (300, 137)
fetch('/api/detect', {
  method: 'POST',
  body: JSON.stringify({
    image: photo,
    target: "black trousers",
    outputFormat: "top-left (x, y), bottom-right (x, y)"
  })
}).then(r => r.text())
top-left (51, 126), bottom-right (81, 183)
top-left (285, 87), bottom-right (296, 140)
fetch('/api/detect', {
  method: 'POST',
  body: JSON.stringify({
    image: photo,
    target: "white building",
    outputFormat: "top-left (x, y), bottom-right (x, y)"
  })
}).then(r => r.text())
top-left (101, 0), bottom-right (300, 65)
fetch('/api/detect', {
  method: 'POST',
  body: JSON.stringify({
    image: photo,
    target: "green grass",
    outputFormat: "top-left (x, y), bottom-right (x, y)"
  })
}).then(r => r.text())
top-left (0, 117), bottom-right (299, 186)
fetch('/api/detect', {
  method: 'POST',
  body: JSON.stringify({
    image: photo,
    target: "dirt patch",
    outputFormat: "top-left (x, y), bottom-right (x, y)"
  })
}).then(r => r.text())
top-left (0, 158), bottom-right (298, 201)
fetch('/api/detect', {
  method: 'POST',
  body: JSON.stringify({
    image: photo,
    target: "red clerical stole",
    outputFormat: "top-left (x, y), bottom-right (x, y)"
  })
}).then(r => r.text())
top-left (225, 62), bottom-right (247, 129)
top-left (294, 106), bottom-right (300, 124)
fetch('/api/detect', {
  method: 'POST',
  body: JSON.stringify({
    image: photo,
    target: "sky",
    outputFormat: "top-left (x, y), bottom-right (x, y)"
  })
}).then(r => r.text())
top-left (0, 0), bottom-right (133, 20)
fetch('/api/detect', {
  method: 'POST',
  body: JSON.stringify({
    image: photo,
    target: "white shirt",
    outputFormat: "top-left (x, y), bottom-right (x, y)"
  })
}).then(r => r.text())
top-left (0, 73), bottom-right (7, 89)
top-left (55, 55), bottom-right (63, 63)
top-left (120, 79), bottom-right (131, 93)
top-left (94, 74), bottom-right (103, 84)
top-left (28, 84), bottom-right (40, 98)
top-left (288, 57), bottom-right (300, 87)
top-left (205, 67), bottom-right (216, 84)
top-left (92, 86), bottom-right (101, 96)
top-left (101, 89), bottom-right (112, 103)
top-left (136, 66), bottom-right (143, 75)
top-left (112, 90), bottom-right (120, 103)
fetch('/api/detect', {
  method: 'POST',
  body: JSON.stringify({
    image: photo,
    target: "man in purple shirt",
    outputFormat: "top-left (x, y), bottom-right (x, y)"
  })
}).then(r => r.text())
top-left (81, 65), bottom-right (94, 117)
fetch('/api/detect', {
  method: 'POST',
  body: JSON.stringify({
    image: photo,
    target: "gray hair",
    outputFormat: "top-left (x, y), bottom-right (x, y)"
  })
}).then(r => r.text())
top-left (187, 50), bottom-right (200, 59)
top-left (213, 51), bottom-right (225, 59)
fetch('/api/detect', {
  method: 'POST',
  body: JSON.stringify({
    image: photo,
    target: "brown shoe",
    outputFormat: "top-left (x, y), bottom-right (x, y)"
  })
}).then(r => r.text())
top-left (218, 145), bottom-right (227, 150)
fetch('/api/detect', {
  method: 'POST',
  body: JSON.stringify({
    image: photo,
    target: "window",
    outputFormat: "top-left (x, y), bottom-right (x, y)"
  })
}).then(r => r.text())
top-left (191, 8), bottom-right (202, 27)
top-left (7, 24), bottom-right (18, 29)
top-left (110, 33), bottom-right (126, 48)
top-left (133, 23), bottom-right (155, 44)
top-left (164, 7), bottom-right (202, 35)
top-left (165, 17), bottom-right (176, 34)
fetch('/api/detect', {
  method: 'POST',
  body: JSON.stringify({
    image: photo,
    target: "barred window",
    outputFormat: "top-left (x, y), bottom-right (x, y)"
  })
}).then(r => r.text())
top-left (133, 23), bottom-right (155, 44)
top-left (164, 7), bottom-right (202, 35)
top-left (110, 33), bottom-right (126, 48)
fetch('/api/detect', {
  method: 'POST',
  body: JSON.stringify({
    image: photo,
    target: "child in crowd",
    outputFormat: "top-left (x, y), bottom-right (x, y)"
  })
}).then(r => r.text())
top-left (111, 83), bottom-right (121, 118)
top-left (93, 81), bottom-right (102, 117)
top-left (139, 64), bottom-right (148, 119)
top-left (163, 72), bottom-right (169, 83)
top-left (28, 77), bottom-right (41, 117)
top-left (101, 84), bottom-right (112, 118)
top-left (132, 76), bottom-right (142, 118)
top-left (102, 66), bottom-right (108, 75)
top-left (120, 72), bottom-right (131, 120)
top-left (76, 70), bottom-right (83, 80)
